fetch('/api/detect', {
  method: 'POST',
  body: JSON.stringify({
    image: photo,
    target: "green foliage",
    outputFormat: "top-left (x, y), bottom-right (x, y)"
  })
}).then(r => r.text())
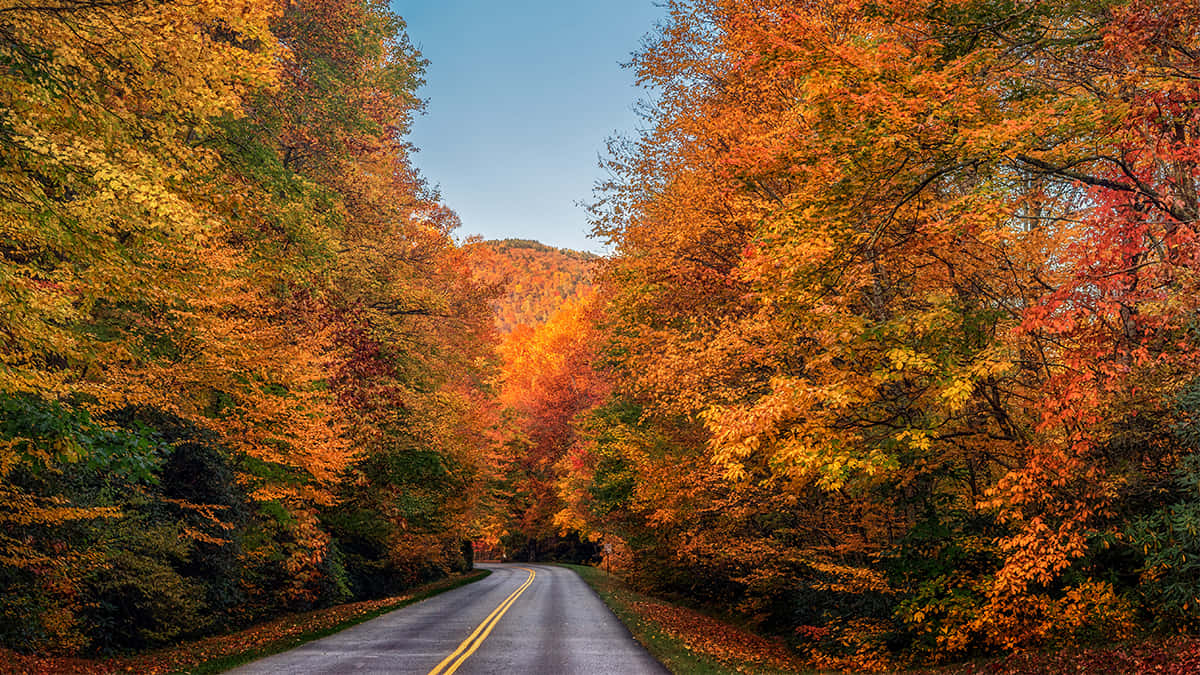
top-left (0, 396), bottom-right (253, 653)
top-left (1126, 455), bottom-right (1200, 625)
top-left (589, 451), bottom-right (636, 515)
top-left (1, 393), bottom-right (165, 483)
top-left (321, 443), bottom-right (477, 598)
top-left (82, 523), bottom-right (208, 652)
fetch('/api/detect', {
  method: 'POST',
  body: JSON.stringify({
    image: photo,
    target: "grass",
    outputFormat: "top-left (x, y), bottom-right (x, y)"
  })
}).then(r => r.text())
top-left (563, 564), bottom-right (1200, 675)
top-left (0, 569), bottom-right (490, 675)
top-left (559, 563), bottom-right (811, 675)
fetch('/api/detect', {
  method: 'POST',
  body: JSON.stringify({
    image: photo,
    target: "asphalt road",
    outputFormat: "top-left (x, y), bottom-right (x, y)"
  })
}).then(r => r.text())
top-left (228, 563), bottom-right (668, 675)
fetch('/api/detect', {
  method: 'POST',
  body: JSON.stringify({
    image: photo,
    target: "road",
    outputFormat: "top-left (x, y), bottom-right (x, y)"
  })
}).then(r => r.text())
top-left (228, 563), bottom-right (668, 675)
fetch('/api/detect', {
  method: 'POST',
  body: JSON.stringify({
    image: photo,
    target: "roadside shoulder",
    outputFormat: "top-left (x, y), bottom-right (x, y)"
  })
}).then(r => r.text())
top-left (0, 570), bottom-right (491, 675)
top-left (557, 563), bottom-right (810, 675)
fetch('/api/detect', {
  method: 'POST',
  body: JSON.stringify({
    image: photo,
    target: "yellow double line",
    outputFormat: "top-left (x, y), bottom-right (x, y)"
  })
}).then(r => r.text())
top-left (427, 567), bottom-right (536, 675)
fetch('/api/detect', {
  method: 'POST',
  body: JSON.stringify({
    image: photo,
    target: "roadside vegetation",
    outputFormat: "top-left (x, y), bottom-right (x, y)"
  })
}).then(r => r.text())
top-left (0, 570), bottom-right (488, 675)
top-left (567, 563), bottom-right (1200, 675)
top-left (562, 563), bottom-right (808, 675)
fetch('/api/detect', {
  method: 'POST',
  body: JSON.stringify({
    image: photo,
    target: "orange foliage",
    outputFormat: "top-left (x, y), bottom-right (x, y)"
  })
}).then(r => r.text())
top-left (474, 239), bottom-right (596, 333)
top-left (562, 0), bottom-right (1200, 665)
top-left (491, 295), bottom-right (608, 558)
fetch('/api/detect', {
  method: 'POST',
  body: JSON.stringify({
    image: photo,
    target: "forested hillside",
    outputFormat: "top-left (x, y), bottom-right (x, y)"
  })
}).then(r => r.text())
top-left (474, 239), bottom-right (596, 333)
top-left (0, 0), bottom-right (495, 655)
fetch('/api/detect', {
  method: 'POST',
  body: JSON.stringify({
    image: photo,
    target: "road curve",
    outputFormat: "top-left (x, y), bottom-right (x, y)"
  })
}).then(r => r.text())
top-left (228, 563), bottom-right (668, 675)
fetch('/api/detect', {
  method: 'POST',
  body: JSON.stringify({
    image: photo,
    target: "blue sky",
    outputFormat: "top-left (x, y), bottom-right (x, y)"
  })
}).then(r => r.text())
top-left (392, 1), bottom-right (664, 253)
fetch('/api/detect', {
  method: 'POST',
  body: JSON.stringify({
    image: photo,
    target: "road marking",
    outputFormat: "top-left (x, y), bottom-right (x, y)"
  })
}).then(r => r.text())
top-left (427, 567), bottom-right (536, 675)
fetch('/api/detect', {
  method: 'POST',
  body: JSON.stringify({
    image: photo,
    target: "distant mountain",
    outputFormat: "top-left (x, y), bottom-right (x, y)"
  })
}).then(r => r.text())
top-left (475, 239), bottom-right (597, 333)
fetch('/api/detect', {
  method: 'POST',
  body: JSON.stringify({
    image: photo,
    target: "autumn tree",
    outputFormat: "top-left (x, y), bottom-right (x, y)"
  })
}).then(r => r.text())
top-left (491, 295), bottom-right (607, 561)
top-left (578, 0), bottom-right (1200, 666)
top-left (0, 0), bottom-right (498, 653)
